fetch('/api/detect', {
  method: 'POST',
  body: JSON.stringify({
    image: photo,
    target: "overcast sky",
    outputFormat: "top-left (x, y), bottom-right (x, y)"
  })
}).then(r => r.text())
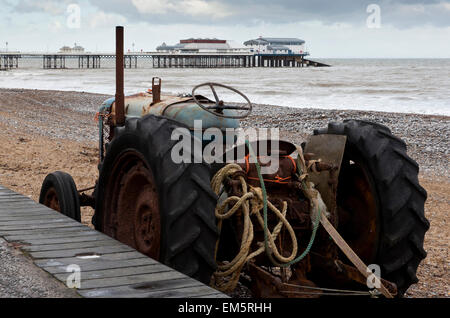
top-left (1, 0), bottom-right (449, 58)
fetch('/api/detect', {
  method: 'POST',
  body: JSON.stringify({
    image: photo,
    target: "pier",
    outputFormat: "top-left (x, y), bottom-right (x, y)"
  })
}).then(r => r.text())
top-left (152, 53), bottom-right (254, 68)
top-left (0, 52), bottom-right (329, 70)
top-left (77, 55), bottom-right (101, 69)
top-left (0, 54), bottom-right (20, 70)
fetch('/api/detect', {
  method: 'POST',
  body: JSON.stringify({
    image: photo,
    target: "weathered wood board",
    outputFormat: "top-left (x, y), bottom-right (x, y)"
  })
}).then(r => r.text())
top-left (0, 185), bottom-right (226, 298)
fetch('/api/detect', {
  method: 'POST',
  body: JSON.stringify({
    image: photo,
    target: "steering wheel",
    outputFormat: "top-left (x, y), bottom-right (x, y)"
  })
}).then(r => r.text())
top-left (192, 83), bottom-right (252, 119)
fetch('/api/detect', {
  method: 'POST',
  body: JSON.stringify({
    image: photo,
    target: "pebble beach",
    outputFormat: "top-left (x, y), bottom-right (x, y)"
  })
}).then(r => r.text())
top-left (0, 88), bottom-right (448, 297)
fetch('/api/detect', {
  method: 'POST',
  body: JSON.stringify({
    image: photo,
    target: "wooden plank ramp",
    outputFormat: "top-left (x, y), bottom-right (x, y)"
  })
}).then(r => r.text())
top-left (0, 185), bottom-right (226, 298)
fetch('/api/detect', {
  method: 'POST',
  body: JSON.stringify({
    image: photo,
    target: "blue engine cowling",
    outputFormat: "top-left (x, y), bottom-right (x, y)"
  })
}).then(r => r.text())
top-left (101, 92), bottom-right (240, 131)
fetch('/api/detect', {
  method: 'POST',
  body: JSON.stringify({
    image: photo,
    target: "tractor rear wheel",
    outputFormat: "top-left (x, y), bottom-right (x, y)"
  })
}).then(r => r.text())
top-left (94, 115), bottom-right (218, 284)
top-left (314, 120), bottom-right (429, 296)
top-left (39, 171), bottom-right (81, 222)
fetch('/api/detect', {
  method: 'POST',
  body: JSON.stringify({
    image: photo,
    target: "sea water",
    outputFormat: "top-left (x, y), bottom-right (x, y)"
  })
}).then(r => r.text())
top-left (0, 58), bottom-right (449, 116)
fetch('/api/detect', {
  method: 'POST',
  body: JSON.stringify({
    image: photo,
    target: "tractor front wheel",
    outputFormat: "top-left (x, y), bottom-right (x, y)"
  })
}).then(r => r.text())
top-left (39, 171), bottom-right (81, 222)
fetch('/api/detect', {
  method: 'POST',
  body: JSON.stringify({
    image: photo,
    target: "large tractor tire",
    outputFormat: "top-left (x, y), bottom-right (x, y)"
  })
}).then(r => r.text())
top-left (93, 115), bottom-right (218, 284)
top-left (39, 171), bottom-right (81, 222)
top-left (314, 120), bottom-right (429, 296)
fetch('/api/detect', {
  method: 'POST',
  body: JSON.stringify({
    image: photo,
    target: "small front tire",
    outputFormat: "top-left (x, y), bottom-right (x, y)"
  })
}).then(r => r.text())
top-left (39, 171), bottom-right (81, 222)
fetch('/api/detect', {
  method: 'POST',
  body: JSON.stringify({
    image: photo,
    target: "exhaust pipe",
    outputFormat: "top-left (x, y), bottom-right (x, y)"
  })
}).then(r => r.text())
top-left (115, 26), bottom-right (125, 126)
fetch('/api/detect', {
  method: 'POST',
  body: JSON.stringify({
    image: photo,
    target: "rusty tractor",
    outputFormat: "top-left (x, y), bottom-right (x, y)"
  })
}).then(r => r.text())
top-left (39, 27), bottom-right (429, 297)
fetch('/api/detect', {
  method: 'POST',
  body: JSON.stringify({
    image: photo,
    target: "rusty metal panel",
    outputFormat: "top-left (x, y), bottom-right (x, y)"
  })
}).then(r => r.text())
top-left (304, 134), bottom-right (347, 222)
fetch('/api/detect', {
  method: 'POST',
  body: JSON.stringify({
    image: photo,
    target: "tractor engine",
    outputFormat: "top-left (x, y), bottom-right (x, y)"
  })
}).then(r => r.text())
top-left (233, 154), bottom-right (311, 256)
top-left (214, 142), bottom-right (341, 298)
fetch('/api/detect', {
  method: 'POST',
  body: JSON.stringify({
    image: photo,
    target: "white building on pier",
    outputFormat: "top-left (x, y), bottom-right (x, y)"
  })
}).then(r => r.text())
top-left (243, 37), bottom-right (307, 55)
top-left (157, 38), bottom-right (233, 53)
top-left (59, 43), bottom-right (85, 54)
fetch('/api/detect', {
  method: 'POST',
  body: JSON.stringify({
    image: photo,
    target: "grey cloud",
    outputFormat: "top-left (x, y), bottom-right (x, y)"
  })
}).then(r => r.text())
top-left (13, 0), bottom-right (74, 15)
top-left (12, 0), bottom-right (450, 28)
top-left (88, 0), bottom-right (374, 25)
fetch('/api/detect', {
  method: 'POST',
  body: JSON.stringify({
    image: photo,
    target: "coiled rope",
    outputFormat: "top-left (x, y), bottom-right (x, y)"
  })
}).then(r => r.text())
top-left (210, 141), bottom-right (327, 292)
